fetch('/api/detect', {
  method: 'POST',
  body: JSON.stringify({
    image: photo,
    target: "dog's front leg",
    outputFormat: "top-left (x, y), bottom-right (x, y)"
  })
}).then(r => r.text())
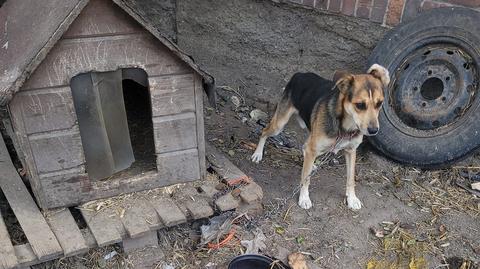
top-left (344, 149), bottom-right (362, 210)
top-left (298, 140), bottom-right (318, 209)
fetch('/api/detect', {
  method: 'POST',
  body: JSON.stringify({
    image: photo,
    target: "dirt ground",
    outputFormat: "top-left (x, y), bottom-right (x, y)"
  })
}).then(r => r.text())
top-left (198, 89), bottom-right (480, 269)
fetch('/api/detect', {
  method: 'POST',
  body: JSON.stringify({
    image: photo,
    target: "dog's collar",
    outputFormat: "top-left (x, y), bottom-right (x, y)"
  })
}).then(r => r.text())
top-left (337, 129), bottom-right (361, 140)
top-left (329, 129), bottom-right (361, 153)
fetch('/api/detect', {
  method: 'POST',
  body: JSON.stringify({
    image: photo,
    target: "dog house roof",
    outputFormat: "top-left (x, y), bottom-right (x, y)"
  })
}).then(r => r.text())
top-left (0, 0), bottom-right (213, 106)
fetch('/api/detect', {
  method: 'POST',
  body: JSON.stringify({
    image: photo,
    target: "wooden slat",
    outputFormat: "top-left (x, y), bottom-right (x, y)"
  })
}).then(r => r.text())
top-left (149, 198), bottom-right (186, 227)
top-left (0, 138), bottom-right (62, 260)
top-left (152, 112), bottom-right (197, 153)
top-left (149, 74), bottom-right (195, 117)
top-left (28, 129), bottom-right (85, 175)
top-left (80, 208), bottom-right (122, 247)
top-left (194, 74), bottom-right (206, 180)
top-left (11, 87), bottom-right (77, 135)
top-left (13, 244), bottom-right (37, 267)
top-left (156, 149), bottom-right (200, 183)
top-left (45, 209), bottom-right (88, 256)
top-left (22, 34), bottom-right (191, 90)
top-left (63, 0), bottom-right (143, 38)
top-left (121, 201), bottom-right (152, 239)
top-left (0, 211), bottom-right (18, 269)
top-left (205, 142), bottom-right (249, 185)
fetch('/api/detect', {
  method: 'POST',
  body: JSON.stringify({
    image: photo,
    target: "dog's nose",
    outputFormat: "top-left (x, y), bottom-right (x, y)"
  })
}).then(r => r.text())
top-left (367, 127), bottom-right (378, 135)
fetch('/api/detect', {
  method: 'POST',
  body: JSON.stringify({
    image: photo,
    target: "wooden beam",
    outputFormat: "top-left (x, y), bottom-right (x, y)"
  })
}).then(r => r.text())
top-left (0, 137), bottom-right (62, 260)
top-left (0, 211), bottom-right (18, 269)
top-left (80, 208), bottom-right (122, 247)
top-left (45, 208), bottom-right (88, 256)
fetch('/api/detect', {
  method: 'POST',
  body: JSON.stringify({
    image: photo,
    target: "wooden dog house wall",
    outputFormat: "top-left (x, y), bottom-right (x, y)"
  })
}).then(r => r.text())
top-left (4, 0), bottom-right (209, 209)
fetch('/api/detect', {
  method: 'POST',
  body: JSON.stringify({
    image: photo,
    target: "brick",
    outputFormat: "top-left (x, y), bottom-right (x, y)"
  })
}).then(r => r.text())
top-left (341, 0), bottom-right (356, 15)
top-left (186, 199), bottom-right (214, 219)
top-left (328, 0), bottom-right (342, 12)
top-left (421, 0), bottom-right (450, 10)
top-left (215, 193), bottom-right (240, 211)
top-left (150, 198), bottom-right (187, 227)
top-left (402, 0), bottom-right (422, 22)
top-left (386, 0), bottom-right (406, 26)
top-left (127, 247), bottom-right (165, 269)
top-left (370, 0), bottom-right (388, 22)
top-left (303, 0), bottom-right (316, 6)
top-left (239, 182), bottom-right (264, 204)
top-left (446, 0), bottom-right (480, 7)
top-left (316, 0), bottom-right (328, 9)
top-left (199, 183), bottom-right (219, 198)
top-left (356, 0), bottom-right (372, 18)
top-left (122, 231), bottom-right (158, 253)
top-left (237, 202), bottom-right (264, 216)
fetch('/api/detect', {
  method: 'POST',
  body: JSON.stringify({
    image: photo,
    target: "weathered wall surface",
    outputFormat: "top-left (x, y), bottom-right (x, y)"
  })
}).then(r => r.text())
top-left (175, 0), bottom-right (387, 103)
top-left (121, 0), bottom-right (177, 42)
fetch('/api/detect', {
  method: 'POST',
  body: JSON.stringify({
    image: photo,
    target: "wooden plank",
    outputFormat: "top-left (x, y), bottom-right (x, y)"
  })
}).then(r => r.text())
top-left (152, 112), bottom-right (197, 153)
top-left (0, 211), bottom-right (18, 269)
top-left (81, 228), bottom-right (98, 249)
top-left (156, 149), bottom-right (200, 183)
top-left (149, 74), bottom-right (195, 117)
top-left (13, 244), bottom-right (37, 267)
top-left (205, 143), bottom-right (249, 186)
top-left (194, 74), bottom-right (206, 180)
top-left (149, 198), bottom-right (186, 227)
top-left (0, 0), bottom-right (88, 105)
top-left (121, 201), bottom-right (151, 239)
top-left (11, 87), bottom-right (78, 135)
top-left (122, 231), bottom-right (158, 253)
top-left (0, 138), bottom-right (62, 260)
top-left (80, 208), bottom-right (122, 247)
top-left (63, 0), bottom-right (143, 38)
top-left (45, 208), bottom-right (88, 256)
top-left (22, 34), bottom-right (191, 90)
top-left (28, 129), bottom-right (85, 175)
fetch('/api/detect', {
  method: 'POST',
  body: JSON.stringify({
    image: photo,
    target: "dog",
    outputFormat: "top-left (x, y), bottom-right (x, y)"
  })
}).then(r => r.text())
top-left (251, 64), bottom-right (390, 210)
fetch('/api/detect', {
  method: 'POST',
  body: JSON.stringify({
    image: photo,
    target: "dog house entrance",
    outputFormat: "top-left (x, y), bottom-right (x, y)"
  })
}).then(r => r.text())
top-left (70, 68), bottom-right (156, 180)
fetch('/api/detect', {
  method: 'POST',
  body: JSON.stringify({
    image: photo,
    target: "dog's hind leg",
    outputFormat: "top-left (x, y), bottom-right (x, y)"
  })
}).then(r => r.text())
top-left (344, 149), bottom-right (362, 210)
top-left (251, 100), bottom-right (296, 163)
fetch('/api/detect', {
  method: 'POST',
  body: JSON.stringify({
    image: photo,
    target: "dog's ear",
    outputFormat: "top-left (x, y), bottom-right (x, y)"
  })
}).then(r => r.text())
top-left (333, 70), bottom-right (349, 82)
top-left (335, 74), bottom-right (354, 94)
top-left (368, 64), bottom-right (390, 87)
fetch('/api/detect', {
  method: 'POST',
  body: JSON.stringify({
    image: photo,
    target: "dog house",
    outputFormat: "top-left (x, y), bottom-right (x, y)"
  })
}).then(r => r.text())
top-left (0, 0), bottom-right (214, 209)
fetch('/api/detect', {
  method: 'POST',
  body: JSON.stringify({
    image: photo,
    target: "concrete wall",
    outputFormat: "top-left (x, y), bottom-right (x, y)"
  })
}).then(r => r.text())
top-left (176, 0), bottom-right (387, 103)
top-left (129, 0), bottom-right (479, 103)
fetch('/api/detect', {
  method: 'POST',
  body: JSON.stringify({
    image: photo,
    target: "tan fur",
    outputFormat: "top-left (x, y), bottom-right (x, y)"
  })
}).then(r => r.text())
top-left (252, 64), bottom-right (388, 210)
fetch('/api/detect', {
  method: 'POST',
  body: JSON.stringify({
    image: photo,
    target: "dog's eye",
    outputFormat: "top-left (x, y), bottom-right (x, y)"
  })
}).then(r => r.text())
top-left (355, 102), bottom-right (367, 110)
top-left (375, 101), bottom-right (383, 109)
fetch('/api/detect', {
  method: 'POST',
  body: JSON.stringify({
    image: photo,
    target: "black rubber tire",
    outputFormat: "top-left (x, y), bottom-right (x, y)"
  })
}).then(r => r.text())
top-left (367, 7), bottom-right (480, 168)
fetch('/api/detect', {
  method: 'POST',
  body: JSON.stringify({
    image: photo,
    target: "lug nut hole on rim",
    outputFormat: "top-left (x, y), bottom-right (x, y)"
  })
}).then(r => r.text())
top-left (421, 77), bottom-right (444, 100)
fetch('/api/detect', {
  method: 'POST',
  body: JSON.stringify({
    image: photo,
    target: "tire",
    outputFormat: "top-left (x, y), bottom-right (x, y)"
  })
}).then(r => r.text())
top-left (367, 7), bottom-right (480, 168)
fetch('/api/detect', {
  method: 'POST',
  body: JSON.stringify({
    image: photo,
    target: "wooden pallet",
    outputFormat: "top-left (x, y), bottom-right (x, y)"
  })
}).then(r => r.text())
top-left (0, 138), bottom-right (263, 268)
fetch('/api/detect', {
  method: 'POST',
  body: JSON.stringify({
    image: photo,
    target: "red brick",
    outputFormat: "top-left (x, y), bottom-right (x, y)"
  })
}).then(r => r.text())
top-left (444, 0), bottom-right (480, 7)
top-left (328, 0), bottom-right (342, 12)
top-left (316, 0), bottom-right (328, 9)
top-left (386, 0), bottom-right (406, 26)
top-left (342, 0), bottom-right (356, 15)
top-left (421, 0), bottom-right (451, 10)
top-left (370, 0), bottom-right (388, 23)
top-left (356, 0), bottom-right (372, 18)
top-left (303, 0), bottom-right (316, 7)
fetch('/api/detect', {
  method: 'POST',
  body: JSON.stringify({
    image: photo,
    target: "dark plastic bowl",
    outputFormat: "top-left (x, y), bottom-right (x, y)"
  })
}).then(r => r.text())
top-left (228, 254), bottom-right (289, 269)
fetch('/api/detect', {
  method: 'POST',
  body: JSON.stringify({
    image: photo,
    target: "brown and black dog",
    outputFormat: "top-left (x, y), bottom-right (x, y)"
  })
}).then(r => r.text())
top-left (251, 64), bottom-right (390, 210)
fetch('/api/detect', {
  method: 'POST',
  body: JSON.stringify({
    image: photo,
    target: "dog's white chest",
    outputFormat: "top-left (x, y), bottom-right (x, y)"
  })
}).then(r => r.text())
top-left (330, 136), bottom-right (362, 154)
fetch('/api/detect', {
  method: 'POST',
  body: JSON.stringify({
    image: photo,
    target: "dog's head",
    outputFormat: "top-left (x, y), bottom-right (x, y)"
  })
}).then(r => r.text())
top-left (335, 64), bottom-right (389, 136)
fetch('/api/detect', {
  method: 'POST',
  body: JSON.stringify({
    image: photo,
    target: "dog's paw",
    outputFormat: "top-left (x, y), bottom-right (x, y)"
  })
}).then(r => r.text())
top-left (251, 152), bottom-right (263, 163)
top-left (347, 195), bottom-right (362, 210)
top-left (298, 195), bottom-right (313, 209)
